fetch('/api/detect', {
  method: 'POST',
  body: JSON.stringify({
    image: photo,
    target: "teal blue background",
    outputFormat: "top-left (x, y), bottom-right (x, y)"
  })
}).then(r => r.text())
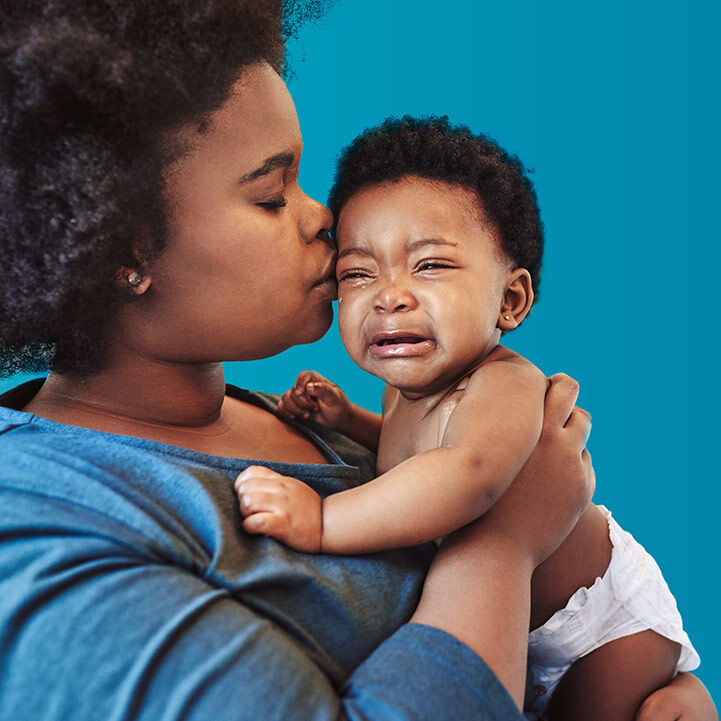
top-left (2, 0), bottom-right (719, 701)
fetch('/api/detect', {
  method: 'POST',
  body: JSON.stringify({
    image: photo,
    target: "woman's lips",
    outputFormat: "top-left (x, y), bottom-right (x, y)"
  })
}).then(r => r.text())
top-left (312, 254), bottom-right (338, 299)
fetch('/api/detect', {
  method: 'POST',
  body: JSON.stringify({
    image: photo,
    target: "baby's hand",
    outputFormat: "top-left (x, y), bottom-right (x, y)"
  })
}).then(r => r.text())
top-left (277, 370), bottom-right (352, 430)
top-left (234, 465), bottom-right (323, 553)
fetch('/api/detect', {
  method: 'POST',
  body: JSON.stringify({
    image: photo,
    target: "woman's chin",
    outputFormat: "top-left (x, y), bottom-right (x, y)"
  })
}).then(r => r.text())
top-left (253, 304), bottom-right (334, 357)
top-left (299, 303), bottom-right (334, 345)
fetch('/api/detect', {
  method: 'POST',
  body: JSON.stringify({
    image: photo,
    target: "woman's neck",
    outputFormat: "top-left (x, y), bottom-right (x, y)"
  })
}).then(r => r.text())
top-left (25, 348), bottom-right (228, 430)
top-left (21, 352), bottom-right (333, 464)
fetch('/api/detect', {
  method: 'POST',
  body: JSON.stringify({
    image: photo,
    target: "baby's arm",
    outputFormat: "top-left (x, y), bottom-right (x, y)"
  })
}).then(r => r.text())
top-left (318, 353), bottom-right (547, 552)
top-left (237, 350), bottom-right (548, 554)
top-left (277, 370), bottom-right (382, 454)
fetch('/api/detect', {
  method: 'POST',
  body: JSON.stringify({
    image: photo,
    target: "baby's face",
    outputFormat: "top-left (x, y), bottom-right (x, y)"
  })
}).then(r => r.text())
top-left (335, 175), bottom-right (518, 398)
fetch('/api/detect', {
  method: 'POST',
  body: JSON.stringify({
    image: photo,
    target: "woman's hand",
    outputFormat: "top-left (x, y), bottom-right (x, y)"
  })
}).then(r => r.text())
top-left (480, 372), bottom-right (594, 566)
top-left (235, 465), bottom-right (323, 553)
top-left (636, 673), bottom-right (718, 721)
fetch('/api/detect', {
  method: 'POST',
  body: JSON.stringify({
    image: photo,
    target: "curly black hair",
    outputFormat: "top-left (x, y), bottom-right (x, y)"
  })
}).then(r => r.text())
top-left (328, 116), bottom-right (545, 310)
top-left (0, 0), bottom-right (330, 377)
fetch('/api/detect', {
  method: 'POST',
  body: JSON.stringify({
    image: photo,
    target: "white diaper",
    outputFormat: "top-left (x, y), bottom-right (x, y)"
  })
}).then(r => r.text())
top-left (523, 505), bottom-right (699, 720)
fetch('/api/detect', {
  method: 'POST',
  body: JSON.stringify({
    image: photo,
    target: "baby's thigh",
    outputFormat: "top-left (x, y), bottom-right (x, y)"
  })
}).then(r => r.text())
top-left (530, 503), bottom-right (612, 631)
top-left (545, 630), bottom-right (681, 721)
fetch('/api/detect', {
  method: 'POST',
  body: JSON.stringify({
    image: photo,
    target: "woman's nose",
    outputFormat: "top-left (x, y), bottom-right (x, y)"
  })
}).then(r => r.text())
top-left (373, 281), bottom-right (418, 313)
top-left (300, 192), bottom-right (333, 245)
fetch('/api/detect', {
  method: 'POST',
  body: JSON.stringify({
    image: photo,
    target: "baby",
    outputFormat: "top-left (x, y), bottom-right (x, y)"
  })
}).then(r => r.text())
top-left (235, 116), bottom-right (699, 719)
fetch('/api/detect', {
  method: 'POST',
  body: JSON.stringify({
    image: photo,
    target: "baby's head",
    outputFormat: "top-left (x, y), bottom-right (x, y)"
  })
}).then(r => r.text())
top-left (329, 116), bottom-right (544, 397)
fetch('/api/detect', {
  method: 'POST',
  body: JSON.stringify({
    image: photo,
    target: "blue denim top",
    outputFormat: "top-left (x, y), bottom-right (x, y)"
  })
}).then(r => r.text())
top-left (0, 379), bottom-right (521, 721)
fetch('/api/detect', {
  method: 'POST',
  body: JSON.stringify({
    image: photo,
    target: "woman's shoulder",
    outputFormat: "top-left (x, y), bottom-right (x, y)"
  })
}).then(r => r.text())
top-left (0, 379), bottom-right (218, 564)
top-left (226, 384), bottom-right (377, 481)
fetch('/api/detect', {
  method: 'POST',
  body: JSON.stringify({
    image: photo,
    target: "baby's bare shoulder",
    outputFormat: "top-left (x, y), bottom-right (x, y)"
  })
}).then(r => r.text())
top-left (465, 346), bottom-right (546, 393)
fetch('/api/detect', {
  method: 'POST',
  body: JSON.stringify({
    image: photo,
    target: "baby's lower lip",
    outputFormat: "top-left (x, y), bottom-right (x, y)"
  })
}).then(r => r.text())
top-left (369, 338), bottom-right (436, 358)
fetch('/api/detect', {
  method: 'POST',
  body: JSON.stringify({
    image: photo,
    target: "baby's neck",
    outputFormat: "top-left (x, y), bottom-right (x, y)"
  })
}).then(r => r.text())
top-left (394, 345), bottom-right (499, 404)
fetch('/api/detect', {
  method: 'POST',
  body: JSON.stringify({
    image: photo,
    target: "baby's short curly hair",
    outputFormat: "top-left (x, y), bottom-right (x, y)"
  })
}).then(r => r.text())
top-left (328, 116), bottom-right (545, 306)
top-left (0, 0), bottom-right (328, 377)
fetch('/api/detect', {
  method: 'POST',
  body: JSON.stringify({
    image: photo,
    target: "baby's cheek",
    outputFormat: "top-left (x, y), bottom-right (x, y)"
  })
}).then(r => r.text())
top-left (337, 300), bottom-right (367, 364)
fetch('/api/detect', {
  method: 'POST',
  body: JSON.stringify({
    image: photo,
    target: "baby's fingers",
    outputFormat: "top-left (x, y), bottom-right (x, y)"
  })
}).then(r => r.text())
top-left (243, 511), bottom-right (285, 537)
top-left (294, 369), bottom-right (327, 389)
top-left (237, 489), bottom-right (282, 518)
top-left (306, 381), bottom-right (342, 406)
top-left (235, 464), bottom-right (285, 486)
top-left (278, 389), bottom-right (307, 418)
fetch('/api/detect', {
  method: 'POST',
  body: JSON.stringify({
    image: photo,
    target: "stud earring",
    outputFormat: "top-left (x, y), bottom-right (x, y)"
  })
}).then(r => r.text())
top-left (128, 271), bottom-right (143, 288)
top-left (504, 314), bottom-right (511, 320)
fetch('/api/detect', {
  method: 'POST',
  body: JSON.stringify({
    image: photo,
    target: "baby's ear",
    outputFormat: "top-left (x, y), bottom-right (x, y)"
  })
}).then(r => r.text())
top-left (497, 268), bottom-right (534, 332)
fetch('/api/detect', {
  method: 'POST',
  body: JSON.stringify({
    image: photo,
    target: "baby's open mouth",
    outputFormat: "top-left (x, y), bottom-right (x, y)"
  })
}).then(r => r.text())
top-left (369, 333), bottom-right (436, 358)
top-left (374, 336), bottom-right (427, 346)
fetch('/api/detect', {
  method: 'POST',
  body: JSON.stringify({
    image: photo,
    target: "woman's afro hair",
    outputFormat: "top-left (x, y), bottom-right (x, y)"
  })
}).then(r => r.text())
top-left (328, 116), bottom-right (545, 308)
top-left (0, 0), bottom-right (330, 377)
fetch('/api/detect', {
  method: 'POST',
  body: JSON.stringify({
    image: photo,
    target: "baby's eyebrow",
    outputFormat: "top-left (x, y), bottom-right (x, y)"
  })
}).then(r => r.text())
top-left (337, 246), bottom-right (374, 260)
top-left (406, 238), bottom-right (458, 252)
top-left (338, 238), bottom-right (458, 260)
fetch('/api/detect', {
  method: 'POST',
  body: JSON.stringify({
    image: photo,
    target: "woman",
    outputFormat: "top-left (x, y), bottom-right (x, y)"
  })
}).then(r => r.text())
top-left (0, 2), bottom-right (714, 719)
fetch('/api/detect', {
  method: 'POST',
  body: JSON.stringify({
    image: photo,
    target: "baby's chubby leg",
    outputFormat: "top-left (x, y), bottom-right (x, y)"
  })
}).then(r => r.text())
top-left (530, 503), bottom-right (612, 631)
top-left (531, 505), bottom-right (681, 720)
top-left (545, 630), bottom-right (680, 721)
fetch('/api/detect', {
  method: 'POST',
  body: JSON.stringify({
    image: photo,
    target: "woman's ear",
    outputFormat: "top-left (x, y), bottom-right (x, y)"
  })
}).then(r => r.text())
top-left (115, 235), bottom-right (155, 296)
top-left (115, 266), bottom-right (152, 295)
top-left (497, 268), bottom-right (534, 331)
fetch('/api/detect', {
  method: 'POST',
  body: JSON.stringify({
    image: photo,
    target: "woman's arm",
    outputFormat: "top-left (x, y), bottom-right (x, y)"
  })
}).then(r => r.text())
top-left (0, 528), bottom-right (522, 721)
top-left (413, 373), bottom-right (595, 705)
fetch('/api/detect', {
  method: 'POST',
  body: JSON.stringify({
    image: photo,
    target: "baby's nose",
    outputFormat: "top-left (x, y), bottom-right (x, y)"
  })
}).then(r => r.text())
top-left (373, 283), bottom-right (417, 313)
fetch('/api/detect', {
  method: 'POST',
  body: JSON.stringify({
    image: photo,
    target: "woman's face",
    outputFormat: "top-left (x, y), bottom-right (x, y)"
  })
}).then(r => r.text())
top-left (121, 63), bottom-right (335, 363)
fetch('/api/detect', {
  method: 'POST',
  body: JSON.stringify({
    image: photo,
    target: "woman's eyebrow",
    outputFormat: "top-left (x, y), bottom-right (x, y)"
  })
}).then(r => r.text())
top-left (238, 152), bottom-right (294, 184)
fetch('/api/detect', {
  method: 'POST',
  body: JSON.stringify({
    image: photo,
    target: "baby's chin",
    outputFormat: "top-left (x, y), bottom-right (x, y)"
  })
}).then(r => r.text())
top-left (359, 364), bottom-right (462, 400)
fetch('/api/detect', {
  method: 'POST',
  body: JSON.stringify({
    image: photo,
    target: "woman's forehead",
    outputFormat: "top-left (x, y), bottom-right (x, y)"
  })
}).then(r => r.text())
top-left (168, 63), bottom-right (302, 176)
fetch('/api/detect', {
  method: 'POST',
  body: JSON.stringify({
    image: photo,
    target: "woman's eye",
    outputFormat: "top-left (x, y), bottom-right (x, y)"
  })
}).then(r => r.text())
top-left (257, 196), bottom-right (287, 212)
